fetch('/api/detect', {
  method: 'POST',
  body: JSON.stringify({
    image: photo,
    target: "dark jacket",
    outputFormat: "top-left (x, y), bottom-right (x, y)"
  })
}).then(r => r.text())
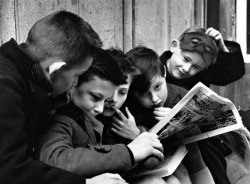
top-left (37, 102), bottom-right (134, 177)
top-left (0, 39), bottom-right (85, 184)
top-left (160, 40), bottom-right (245, 90)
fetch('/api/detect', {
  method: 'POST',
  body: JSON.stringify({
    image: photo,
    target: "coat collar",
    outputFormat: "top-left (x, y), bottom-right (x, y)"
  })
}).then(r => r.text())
top-left (1, 39), bottom-right (34, 81)
top-left (1, 39), bottom-right (53, 94)
top-left (57, 102), bottom-right (104, 144)
top-left (164, 83), bottom-right (187, 108)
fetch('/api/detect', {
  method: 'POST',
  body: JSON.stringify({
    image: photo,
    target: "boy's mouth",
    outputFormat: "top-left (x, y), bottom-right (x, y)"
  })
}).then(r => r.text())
top-left (104, 106), bottom-right (114, 112)
top-left (104, 104), bottom-right (116, 112)
top-left (178, 68), bottom-right (188, 78)
top-left (152, 102), bottom-right (163, 108)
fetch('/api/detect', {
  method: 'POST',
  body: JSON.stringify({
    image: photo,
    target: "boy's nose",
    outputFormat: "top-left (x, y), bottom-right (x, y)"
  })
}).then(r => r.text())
top-left (150, 93), bottom-right (159, 104)
top-left (111, 90), bottom-right (118, 104)
top-left (94, 102), bottom-right (104, 115)
top-left (182, 63), bottom-right (191, 73)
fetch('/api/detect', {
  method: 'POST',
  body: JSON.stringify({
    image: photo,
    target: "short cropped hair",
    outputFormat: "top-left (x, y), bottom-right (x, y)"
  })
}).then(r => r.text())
top-left (25, 10), bottom-right (102, 68)
top-left (77, 49), bottom-right (126, 87)
top-left (126, 46), bottom-right (164, 93)
top-left (106, 48), bottom-right (140, 83)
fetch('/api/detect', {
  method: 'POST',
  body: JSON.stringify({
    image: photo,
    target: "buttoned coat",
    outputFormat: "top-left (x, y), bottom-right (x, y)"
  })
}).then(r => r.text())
top-left (37, 102), bottom-right (134, 177)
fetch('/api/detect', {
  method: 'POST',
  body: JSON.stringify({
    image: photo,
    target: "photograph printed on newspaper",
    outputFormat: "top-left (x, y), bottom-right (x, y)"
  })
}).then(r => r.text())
top-left (150, 82), bottom-right (244, 145)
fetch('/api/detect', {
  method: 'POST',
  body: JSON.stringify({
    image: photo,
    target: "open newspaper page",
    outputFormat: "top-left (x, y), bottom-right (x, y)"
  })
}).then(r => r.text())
top-left (150, 82), bottom-right (244, 145)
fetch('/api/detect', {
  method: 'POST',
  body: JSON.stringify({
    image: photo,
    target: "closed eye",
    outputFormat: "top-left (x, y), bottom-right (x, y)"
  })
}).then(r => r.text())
top-left (193, 65), bottom-right (202, 71)
top-left (184, 56), bottom-right (191, 63)
top-left (90, 93), bottom-right (102, 102)
top-left (118, 89), bottom-right (128, 95)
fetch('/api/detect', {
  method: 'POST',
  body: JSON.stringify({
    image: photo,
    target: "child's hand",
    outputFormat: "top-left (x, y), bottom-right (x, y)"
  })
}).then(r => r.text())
top-left (206, 27), bottom-right (229, 52)
top-left (127, 132), bottom-right (164, 163)
top-left (111, 107), bottom-right (140, 140)
top-left (153, 107), bottom-right (172, 121)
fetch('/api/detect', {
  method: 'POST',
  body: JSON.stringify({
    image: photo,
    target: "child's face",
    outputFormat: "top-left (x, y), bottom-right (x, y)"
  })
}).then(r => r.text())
top-left (51, 56), bottom-right (93, 96)
top-left (102, 74), bottom-right (133, 117)
top-left (72, 76), bottom-right (117, 116)
top-left (168, 45), bottom-right (207, 79)
top-left (132, 75), bottom-right (168, 109)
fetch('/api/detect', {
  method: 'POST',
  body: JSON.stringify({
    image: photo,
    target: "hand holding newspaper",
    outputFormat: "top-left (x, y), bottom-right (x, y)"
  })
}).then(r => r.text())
top-left (126, 82), bottom-right (246, 179)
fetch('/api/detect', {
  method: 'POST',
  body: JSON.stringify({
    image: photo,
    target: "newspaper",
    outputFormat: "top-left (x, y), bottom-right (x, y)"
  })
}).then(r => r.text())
top-left (127, 82), bottom-right (244, 179)
top-left (150, 82), bottom-right (243, 144)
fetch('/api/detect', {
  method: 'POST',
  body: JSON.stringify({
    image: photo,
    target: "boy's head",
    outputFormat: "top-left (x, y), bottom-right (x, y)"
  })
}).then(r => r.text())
top-left (168, 27), bottom-right (218, 79)
top-left (102, 48), bottom-right (140, 117)
top-left (24, 10), bottom-right (102, 96)
top-left (126, 46), bottom-right (168, 110)
top-left (72, 49), bottom-right (126, 116)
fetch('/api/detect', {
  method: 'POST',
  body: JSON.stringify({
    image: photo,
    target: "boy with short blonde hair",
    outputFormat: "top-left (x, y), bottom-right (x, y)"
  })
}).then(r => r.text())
top-left (161, 27), bottom-right (245, 89)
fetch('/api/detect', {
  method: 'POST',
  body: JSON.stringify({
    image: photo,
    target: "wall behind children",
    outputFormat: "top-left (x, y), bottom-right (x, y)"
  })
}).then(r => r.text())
top-left (0, 0), bottom-right (249, 110)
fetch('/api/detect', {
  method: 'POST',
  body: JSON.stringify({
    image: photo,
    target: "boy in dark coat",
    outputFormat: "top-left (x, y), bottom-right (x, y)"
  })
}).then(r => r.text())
top-left (0, 10), bottom-right (126, 184)
top-left (159, 27), bottom-right (245, 184)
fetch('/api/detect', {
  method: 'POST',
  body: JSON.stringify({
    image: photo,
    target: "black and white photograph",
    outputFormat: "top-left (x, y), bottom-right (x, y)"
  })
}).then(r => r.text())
top-left (0, 0), bottom-right (250, 184)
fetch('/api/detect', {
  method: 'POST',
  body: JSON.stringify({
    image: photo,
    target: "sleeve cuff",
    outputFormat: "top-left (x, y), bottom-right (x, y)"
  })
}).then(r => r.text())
top-left (137, 125), bottom-right (148, 133)
top-left (125, 145), bottom-right (135, 165)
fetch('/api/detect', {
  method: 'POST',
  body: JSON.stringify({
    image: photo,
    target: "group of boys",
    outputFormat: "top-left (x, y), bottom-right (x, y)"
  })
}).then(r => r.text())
top-left (0, 10), bottom-right (245, 184)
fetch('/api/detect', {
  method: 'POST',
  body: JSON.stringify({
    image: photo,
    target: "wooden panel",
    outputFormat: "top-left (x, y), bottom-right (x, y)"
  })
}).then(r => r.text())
top-left (132, 0), bottom-right (204, 55)
top-left (0, 0), bottom-right (16, 44)
top-left (194, 0), bottom-right (205, 27)
top-left (167, 0), bottom-right (196, 43)
top-left (78, 0), bottom-right (123, 50)
top-left (219, 0), bottom-right (236, 40)
top-left (132, 0), bottom-right (169, 54)
top-left (123, 0), bottom-right (133, 52)
top-left (15, 0), bottom-right (79, 43)
top-left (165, 0), bottom-right (205, 52)
top-left (234, 64), bottom-right (250, 110)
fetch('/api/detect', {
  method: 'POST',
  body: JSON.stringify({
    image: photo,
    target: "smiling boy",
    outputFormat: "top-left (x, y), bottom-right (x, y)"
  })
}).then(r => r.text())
top-left (161, 27), bottom-right (245, 89)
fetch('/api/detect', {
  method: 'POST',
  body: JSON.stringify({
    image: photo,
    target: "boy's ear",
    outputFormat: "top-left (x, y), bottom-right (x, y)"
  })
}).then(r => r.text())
top-left (170, 39), bottom-right (180, 53)
top-left (49, 61), bottom-right (66, 75)
top-left (164, 65), bottom-right (167, 78)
